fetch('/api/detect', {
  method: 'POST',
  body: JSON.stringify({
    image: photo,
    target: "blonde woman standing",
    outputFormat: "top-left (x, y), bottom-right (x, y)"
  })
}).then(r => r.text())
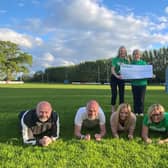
top-left (110, 103), bottom-right (136, 140)
top-left (110, 46), bottom-right (129, 113)
top-left (131, 49), bottom-right (147, 116)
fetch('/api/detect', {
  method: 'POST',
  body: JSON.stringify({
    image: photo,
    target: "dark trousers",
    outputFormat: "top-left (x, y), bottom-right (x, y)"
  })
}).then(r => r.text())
top-left (132, 85), bottom-right (146, 114)
top-left (110, 75), bottom-right (125, 105)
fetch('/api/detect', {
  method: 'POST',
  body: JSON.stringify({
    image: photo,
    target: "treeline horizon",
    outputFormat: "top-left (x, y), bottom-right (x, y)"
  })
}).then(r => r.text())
top-left (26, 47), bottom-right (168, 83)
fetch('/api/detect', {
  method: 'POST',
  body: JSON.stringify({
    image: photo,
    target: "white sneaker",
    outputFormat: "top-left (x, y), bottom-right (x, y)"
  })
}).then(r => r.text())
top-left (140, 113), bottom-right (144, 116)
top-left (135, 113), bottom-right (139, 116)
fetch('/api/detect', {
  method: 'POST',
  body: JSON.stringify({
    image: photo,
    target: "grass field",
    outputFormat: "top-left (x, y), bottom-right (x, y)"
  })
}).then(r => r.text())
top-left (0, 83), bottom-right (168, 168)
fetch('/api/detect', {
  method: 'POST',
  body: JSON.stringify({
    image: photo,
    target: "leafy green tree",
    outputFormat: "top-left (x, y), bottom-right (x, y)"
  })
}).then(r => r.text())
top-left (0, 41), bottom-right (32, 80)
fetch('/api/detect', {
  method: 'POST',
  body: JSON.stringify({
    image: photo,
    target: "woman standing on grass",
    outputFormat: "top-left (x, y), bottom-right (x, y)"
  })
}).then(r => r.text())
top-left (110, 103), bottom-right (136, 140)
top-left (131, 49), bottom-right (147, 116)
top-left (110, 46), bottom-right (129, 113)
top-left (142, 104), bottom-right (168, 144)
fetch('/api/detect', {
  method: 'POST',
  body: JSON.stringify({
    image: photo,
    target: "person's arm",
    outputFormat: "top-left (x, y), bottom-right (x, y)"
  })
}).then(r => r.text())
top-left (21, 123), bottom-right (36, 145)
top-left (74, 108), bottom-right (91, 140)
top-left (74, 125), bottom-right (90, 140)
top-left (50, 113), bottom-right (60, 141)
top-left (38, 114), bottom-right (60, 147)
top-left (128, 114), bottom-right (136, 140)
top-left (110, 114), bottom-right (119, 138)
top-left (141, 125), bottom-right (152, 143)
top-left (94, 124), bottom-right (106, 141)
top-left (158, 138), bottom-right (168, 144)
top-left (111, 67), bottom-right (121, 79)
top-left (94, 108), bottom-right (106, 141)
top-left (21, 112), bottom-right (37, 145)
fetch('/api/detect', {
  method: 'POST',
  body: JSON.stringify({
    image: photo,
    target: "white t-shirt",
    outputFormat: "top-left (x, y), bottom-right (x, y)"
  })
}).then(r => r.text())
top-left (74, 107), bottom-right (106, 126)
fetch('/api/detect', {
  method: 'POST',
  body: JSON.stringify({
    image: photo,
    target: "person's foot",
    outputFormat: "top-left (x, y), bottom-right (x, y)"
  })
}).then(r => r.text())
top-left (139, 113), bottom-right (144, 116)
top-left (135, 113), bottom-right (139, 116)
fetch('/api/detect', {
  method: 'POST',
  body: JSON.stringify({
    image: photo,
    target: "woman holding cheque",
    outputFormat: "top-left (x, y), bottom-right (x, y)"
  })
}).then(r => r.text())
top-left (110, 46), bottom-right (129, 113)
top-left (120, 49), bottom-right (153, 116)
top-left (131, 49), bottom-right (148, 116)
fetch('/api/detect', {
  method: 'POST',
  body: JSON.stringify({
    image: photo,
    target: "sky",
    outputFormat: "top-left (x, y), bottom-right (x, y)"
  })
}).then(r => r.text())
top-left (1, 0), bottom-right (168, 74)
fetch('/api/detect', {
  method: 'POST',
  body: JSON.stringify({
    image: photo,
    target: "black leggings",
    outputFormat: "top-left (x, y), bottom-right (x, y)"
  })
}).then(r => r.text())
top-left (110, 75), bottom-right (125, 105)
top-left (132, 85), bottom-right (146, 114)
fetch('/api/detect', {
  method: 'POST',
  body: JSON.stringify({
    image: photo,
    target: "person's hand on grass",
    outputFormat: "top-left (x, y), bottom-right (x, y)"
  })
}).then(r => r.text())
top-left (145, 138), bottom-right (152, 144)
top-left (39, 136), bottom-right (52, 146)
top-left (114, 134), bottom-right (119, 138)
top-left (158, 140), bottom-right (165, 144)
top-left (128, 134), bottom-right (133, 140)
top-left (84, 134), bottom-right (91, 141)
top-left (94, 134), bottom-right (102, 141)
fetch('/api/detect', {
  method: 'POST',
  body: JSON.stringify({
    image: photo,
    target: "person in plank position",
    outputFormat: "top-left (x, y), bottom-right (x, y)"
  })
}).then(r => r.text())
top-left (19, 101), bottom-right (59, 146)
top-left (74, 100), bottom-right (106, 141)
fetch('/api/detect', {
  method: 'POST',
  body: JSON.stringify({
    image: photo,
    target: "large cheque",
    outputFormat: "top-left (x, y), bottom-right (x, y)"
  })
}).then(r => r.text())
top-left (120, 64), bottom-right (153, 80)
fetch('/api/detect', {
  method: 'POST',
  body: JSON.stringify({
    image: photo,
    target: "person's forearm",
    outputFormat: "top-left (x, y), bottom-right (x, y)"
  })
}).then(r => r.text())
top-left (162, 138), bottom-right (168, 143)
top-left (142, 135), bottom-right (150, 142)
top-left (75, 132), bottom-right (85, 139)
top-left (111, 127), bottom-right (118, 138)
top-left (128, 128), bottom-right (134, 137)
top-left (99, 130), bottom-right (106, 138)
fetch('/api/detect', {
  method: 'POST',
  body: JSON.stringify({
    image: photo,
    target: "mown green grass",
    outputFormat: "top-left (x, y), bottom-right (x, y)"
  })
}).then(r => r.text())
top-left (0, 83), bottom-right (168, 168)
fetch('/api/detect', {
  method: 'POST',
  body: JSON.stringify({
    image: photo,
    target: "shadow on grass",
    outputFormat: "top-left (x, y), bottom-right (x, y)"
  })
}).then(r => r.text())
top-left (0, 117), bottom-right (22, 145)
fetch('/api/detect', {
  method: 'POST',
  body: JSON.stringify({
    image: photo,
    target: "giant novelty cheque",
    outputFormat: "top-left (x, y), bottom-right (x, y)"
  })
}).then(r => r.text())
top-left (120, 64), bottom-right (153, 80)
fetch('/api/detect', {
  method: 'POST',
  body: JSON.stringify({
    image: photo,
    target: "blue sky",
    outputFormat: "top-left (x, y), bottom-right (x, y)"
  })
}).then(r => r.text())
top-left (0, 0), bottom-right (168, 73)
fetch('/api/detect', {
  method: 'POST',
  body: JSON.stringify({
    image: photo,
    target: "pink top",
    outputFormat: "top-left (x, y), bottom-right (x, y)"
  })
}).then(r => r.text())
top-left (110, 112), bottom-right (136, 136)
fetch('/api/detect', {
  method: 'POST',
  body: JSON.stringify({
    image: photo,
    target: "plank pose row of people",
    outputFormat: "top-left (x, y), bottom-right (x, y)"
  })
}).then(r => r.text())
top-left (19, 100), bottom-right (168, 146)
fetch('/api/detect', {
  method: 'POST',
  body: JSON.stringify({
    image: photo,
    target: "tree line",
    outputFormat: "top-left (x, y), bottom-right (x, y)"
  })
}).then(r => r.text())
top-left (0, 40), bottom-right (167, 83)
top-left (31, 47), bottom-right (168, 83)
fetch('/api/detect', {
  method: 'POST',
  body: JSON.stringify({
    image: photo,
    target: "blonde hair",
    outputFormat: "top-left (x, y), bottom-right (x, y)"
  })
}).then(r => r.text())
top-left (117, 46), bottom-right (127, 57)
top-left (115, 103), bottom-right (132, 129)
top-left (132, 49), bottom-right (141, 59)
top-left (147, 104), bottom-right (165, 122)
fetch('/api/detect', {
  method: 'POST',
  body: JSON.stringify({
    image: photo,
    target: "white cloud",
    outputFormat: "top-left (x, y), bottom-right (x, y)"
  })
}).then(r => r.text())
top-left (0, 28), bottom-right (43, 49)
top-left (4, 0), bottom-right (168, 72)
top-left (0, 28), bottom-right (32, 48)
top-left (28, 0), bottom-right (166, 70)
top-left (43, 52), bottom-right (55, 62)
top-left (33, 52), bottom-right (75, 71)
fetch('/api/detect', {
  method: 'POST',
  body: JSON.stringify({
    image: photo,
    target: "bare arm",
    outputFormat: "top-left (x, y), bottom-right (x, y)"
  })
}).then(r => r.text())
top-left (142, 125), bottom-right (152, 143)
top-left (158, 138), bottom-right (168, 144)
top-left (111, 67), bottom-right (121, 79)
top-left (128, 115), bottom-right (136, 139)
top-left (74, 125), bottom-right (82, 138)
top-left (94, 124), bottom-right (106, 141)
top-left (74, 125), bottom-right (90, 140)
top-left (99, 124), bottom-right (106, 137)
top-left (110, 115), bottom-right (119, 138)
top-left (128, 128), bottom-right (135, 140)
